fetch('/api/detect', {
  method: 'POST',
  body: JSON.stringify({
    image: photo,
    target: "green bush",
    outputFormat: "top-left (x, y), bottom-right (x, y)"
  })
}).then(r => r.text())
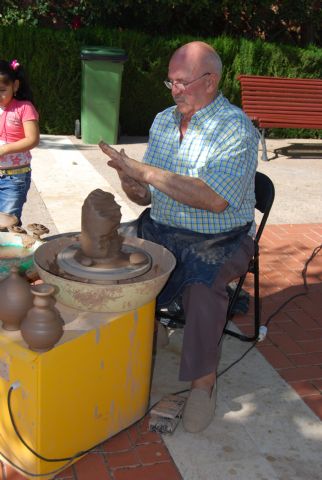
top-left (0, 26), bottom-right (322, 138)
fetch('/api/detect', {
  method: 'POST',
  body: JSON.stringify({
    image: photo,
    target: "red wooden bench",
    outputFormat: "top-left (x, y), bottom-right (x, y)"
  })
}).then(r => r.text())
top-left (237, 74), bottom-right (322, 160)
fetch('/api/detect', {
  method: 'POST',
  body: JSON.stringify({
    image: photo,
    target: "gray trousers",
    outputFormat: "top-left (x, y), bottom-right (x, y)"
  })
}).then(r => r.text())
top-left (179, 235), bottom-right (254, 381)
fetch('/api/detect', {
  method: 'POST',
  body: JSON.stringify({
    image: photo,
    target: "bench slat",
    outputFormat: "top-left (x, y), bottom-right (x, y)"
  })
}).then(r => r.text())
top-left (243, 105), bottom-right (322, 113)
top-left (251, 114), bottom-right (322, 122)
top-left (251, 113), bottom-right (322, 120)
top-left (240, 80), bottom-right (322, 86)
top-left (242, 90), bottom-right (322, 97)
top-left (258, 120), bottom-right (322, 130)
top-left (246, 116), bottom-right (322, 121)
top-left (238, 74), bottom-right (322, 86)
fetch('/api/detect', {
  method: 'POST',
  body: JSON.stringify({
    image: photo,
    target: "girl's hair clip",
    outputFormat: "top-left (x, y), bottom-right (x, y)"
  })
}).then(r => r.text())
top-left (10, 59), bottom-right (20, 71)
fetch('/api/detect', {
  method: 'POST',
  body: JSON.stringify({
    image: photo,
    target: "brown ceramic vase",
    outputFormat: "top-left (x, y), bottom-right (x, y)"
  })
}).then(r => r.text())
top-left (21, 283), bottom-right (64, 352)
top-left (0, 266), bottom-right (33, 331)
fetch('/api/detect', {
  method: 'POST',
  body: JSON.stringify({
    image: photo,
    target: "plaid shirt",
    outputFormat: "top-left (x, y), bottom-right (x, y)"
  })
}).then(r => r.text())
top-left (143, 92), bottom-right (258, 234)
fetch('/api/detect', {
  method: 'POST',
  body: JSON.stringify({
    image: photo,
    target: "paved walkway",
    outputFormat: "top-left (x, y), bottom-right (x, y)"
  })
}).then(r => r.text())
top-left (1, 136), bottom-right (321, 479)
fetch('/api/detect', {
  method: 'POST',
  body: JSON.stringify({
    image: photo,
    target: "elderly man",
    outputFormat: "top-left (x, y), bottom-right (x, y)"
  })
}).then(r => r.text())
top-left (99, 41), bottom-right (258, 433)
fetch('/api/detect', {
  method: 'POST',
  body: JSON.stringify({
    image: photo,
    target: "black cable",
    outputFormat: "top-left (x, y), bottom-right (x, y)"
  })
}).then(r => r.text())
top-left (0, 450), bottom-right (75, 478)
top-left (4, 242), bottom-right (321, 477)
top-left (217, 343), bottom-right (257, 377)
top-left (264, 242), bottom-right (322, 328)
top-left (217, 242), bottom-right (322, 377)
top-left (7, 386), bottom-right (85, 462)
top-left (300, 243), bottom-right (322, 291)
top-left (4, 386), bottom-right (168, 477)
top-left (4, 383), bottom-right (187, 477)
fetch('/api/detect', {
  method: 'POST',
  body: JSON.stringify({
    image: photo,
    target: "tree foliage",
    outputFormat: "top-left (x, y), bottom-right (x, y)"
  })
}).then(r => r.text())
top-left (1, 1), bottom-right (322, 47)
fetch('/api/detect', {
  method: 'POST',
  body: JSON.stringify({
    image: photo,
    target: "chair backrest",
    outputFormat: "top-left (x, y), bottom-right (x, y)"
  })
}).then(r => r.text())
top-left (254, 172), bottom-right (275, 242)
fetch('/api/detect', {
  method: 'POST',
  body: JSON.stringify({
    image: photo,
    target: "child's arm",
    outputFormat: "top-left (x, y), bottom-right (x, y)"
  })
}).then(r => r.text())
top-left (0, 120), bottom-right (40, 156)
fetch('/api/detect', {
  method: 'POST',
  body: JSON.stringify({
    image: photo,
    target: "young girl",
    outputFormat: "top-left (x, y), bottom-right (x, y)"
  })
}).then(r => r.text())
top-left (0, 59), bottom-right (39, 224)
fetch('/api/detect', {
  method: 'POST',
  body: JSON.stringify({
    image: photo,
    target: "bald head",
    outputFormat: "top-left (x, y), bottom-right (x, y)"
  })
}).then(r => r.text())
top-left (167, 41), bottom-right (222, 119)
top-left (170, 41), bottom-right (222, 80)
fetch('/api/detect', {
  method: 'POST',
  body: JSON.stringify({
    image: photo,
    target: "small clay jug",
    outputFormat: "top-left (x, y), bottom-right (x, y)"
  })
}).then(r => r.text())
top-left (21, 283), bottom-right (64, 352)
top-left (0, 266), bottom-right (33, 331)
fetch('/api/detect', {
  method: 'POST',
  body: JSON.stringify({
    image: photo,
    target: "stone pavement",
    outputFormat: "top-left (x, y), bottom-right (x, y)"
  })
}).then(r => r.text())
top-left (1, 136), bottom-right (321, 480)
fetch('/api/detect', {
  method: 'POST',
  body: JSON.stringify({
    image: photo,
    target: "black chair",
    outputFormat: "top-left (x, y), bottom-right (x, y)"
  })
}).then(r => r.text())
top-left (156, 171), bottom-right (275, 343)
top-left (224, 171), bottom-right (275, 341)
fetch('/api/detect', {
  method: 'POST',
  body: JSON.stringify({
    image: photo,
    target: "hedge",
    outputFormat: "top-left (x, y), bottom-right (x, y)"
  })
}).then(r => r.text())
top-left (0, 26), bottom-right (322, 138)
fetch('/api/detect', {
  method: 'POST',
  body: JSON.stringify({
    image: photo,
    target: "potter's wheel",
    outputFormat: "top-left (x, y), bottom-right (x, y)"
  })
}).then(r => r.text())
top-left (56, 242), bottom-right (152, 281)
top-left (34, 234), bottom-right (176, 313)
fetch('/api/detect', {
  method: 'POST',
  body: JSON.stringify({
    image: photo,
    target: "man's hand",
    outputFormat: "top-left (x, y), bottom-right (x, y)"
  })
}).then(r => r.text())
top-left (99, 141), bottom-right (151, 205)
top-left (120, 174), bottom-right (149, 200)
top-left (99, 141), bottom-right (126, 172)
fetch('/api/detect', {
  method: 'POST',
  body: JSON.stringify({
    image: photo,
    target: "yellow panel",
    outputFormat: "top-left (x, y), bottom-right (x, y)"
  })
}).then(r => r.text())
top-left (0, 300), bottom-right (155, 479)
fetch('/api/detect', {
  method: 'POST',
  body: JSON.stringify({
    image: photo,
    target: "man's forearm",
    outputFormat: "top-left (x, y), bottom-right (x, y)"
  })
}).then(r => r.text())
top-left (100, 142), bottom-right (227, 212)
top-left (132, 160), bottom-right (228, 213)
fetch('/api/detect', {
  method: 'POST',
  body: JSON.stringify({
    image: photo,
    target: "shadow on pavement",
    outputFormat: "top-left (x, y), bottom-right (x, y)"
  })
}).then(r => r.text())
top-left (274, 142), bottom-right (322, 159)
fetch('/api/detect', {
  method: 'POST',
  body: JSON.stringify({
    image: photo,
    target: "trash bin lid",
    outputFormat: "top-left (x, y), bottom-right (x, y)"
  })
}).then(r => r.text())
top-left (80, 46), bottom-right (128, 62)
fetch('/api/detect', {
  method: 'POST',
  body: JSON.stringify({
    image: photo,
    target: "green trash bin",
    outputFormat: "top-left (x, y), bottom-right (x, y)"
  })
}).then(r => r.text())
top-left (80, 46), bottom-right (128, 144)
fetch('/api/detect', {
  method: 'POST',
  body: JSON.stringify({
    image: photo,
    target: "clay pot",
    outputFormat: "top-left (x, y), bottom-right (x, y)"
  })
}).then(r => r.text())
top-left (0, 266), bottom-right (33, 331)
top-left (21, 283), bottom-right (64, 352)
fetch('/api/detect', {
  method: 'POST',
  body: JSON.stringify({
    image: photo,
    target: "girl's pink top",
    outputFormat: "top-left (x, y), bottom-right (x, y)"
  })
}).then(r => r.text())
top-left (0, 98), bottom-right (39, 168)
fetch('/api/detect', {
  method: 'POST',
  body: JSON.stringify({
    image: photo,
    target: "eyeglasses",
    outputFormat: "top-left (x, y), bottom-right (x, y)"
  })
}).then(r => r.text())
top-left (164, 72), bottom-right (211, 90)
